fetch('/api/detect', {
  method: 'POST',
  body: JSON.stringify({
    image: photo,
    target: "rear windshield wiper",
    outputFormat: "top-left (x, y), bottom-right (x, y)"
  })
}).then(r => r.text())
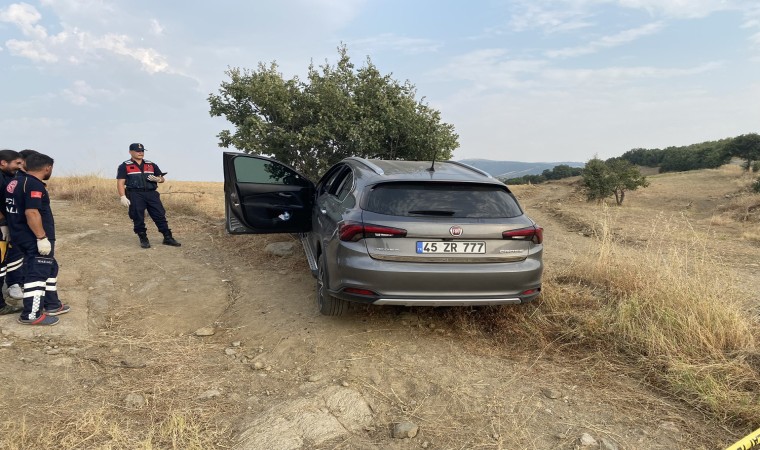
top-left (408, 210), bottom-right (456, 216)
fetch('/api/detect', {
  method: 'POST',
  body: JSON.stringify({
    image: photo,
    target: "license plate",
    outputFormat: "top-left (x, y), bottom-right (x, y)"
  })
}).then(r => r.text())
top-left (416, 241), bottom-right (486, 254)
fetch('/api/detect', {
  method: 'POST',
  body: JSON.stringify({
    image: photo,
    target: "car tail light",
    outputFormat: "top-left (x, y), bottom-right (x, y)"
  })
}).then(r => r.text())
top-left (339, 222), bottom-right (407, 242)
top-left (521, 288), bottom-right (540, 296)
top-left (502, 226), bottom-right (543, 244)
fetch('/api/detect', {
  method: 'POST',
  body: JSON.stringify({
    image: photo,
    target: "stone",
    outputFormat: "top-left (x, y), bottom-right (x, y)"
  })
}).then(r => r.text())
top-left (308, 374), bottom-right (323, 382)
top-left (197, 389), bottom-right (222, 400)
top-left (124, 393), bottom-right (146, 409)
top-left (225, 348), bottom-right (237, 356)
top-left (253, 361), bottom-right (265, 370)
top-left (541, 388), bottom-right (562, 399)
top-left (232, 341), bottom-right (242, 347)
top-left (264, 242), bottom-right (296, 257)
top-left (341, 381), bottom-right (349, 387)
top-left (579, 433), bottom-right (598, 447)
top-left (601, 437), bottom-right (620, 450)
top-left (392, 421), bottom-right (419, 439)
top-left (194, 327), bottom-right (215, 336)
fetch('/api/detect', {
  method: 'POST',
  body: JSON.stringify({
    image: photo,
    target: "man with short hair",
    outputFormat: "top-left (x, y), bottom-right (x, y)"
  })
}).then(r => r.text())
top-left (5, 149), bottom-right (40, 301)
top-left (0, 149), bottom-right (23, 315)
top-left (116, 143), bottom-right (181, 248)
top-left (5, 152), bottom-right (70, 325)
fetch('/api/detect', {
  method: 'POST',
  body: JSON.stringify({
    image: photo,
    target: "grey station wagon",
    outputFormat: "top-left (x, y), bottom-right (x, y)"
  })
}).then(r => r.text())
top-left (223, 153), bottom-right (543, 315)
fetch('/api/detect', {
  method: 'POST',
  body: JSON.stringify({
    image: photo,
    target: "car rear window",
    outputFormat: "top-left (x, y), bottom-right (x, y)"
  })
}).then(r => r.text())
top-left (365, 183), bottom-right (523, 218)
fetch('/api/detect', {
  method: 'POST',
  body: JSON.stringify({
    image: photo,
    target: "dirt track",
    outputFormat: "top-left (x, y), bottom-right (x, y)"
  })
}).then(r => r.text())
top-left (0, 189), bottom-right (744, 449)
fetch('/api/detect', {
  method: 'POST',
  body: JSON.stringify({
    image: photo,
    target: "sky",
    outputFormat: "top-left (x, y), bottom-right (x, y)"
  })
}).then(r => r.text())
top-left (1, 0), bottom-right (759, 181)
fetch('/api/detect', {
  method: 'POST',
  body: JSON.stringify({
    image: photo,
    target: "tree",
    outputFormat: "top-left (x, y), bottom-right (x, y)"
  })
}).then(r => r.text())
top-left (582, 158), bottom-right (648, 205)
top-left (582, 158), bottom-right (614, 202)
top-left (725, 133), bottom-right (760, 172)
top-left (606, 159), bottom-right (649, 205)
top-left (208, 45), bottom-right (459, 179)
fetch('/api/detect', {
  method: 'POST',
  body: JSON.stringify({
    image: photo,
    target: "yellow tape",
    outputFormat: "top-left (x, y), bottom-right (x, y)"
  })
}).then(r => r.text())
top-left (0, 240), bottom-right (6, 263)
top-left (726, 427), bottom-right (760, 450)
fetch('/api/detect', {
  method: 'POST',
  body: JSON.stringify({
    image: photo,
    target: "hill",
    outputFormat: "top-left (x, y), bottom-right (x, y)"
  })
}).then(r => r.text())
top-left (458, 158), bottom-right (585, 178)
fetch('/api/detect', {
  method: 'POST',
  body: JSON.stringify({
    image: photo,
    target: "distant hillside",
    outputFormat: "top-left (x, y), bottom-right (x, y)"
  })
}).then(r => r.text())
top-left (457, 159), bottom-right (585, 179)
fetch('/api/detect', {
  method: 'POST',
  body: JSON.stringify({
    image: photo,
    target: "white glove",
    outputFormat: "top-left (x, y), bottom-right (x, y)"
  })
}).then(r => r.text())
top-left (0, 225), bottom-right (8, 241)
top-left (37, 237), bottom-right (51, 255)
top-left (147, 175), bottom-right (161, 182)
top-left (120, 195), bottom-right (131, 207)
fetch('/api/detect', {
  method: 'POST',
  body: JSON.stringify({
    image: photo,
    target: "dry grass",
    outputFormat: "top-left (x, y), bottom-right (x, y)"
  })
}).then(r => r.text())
top-left (47, 175), bottom-right (225, 221)
top-left (453, 197), bottom-right (760, 426)
top-left (0, 333), bottom-right (238, 450)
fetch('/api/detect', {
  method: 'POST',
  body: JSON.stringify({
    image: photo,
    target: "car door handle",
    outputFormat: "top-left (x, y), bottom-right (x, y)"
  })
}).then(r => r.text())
top-left (278, 192), bottom-right (292, 197)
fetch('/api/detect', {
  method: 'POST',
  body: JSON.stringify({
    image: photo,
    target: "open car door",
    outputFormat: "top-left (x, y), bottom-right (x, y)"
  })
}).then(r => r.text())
top-left (223, 152), bottom-right (314, 234)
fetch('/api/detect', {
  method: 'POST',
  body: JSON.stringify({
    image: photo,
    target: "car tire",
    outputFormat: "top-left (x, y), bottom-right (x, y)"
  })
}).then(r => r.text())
top-left (317, 253), bottom-right (347, 316)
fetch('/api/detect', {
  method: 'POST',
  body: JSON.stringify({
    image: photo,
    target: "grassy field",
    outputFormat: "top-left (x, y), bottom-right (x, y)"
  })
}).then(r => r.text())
top-left (45, 167), bottom-right (760, 431)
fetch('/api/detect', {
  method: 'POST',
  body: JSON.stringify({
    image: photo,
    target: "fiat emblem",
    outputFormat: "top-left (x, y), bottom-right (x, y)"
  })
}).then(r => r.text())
top-left (449, 226), bottom-right (463, 237)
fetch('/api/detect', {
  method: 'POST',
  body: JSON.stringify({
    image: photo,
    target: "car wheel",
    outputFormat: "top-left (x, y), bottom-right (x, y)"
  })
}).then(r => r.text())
top-left (317, 253), bottom-right (347, 316)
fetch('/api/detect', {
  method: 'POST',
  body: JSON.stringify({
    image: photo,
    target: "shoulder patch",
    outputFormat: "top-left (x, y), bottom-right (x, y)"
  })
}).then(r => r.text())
top-left (6, 180), bottom-right (17, 194)
top-left (30, 191), bottom-right (43, 199)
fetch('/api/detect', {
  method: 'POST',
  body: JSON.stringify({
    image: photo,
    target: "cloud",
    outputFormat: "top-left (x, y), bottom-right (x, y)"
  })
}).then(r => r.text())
top-left (617, 0), bottom-right (738, 18)
top-left (435, 48), bottom-right (723, 92)
top-left (5, 38), bottom-right (57, 62)
top-left (150, 18), bottom-right (164, 36)
top-left (0, 2), bottom-right (48, 39)
top-left (509, 2), bottom-right (594, 33)
top-left (88, 33), bottom-right (170, 73)
top-left (60, 80), bottom-right (119, 106)
top-left (349, 33), bottom-right (442, 55)
top-left (0, 2), bottom-right (172, 74)
top-left (546, 22), bottom-right (664, 58)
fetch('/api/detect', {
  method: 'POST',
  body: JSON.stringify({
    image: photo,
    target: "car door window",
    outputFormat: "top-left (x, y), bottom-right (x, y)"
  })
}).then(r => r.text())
top-left (234, 157), bottom-right (310, 187)
top-left (327, 167), bottom-right (350, 196)
top-left (335, 171), bottom-right (354, 201)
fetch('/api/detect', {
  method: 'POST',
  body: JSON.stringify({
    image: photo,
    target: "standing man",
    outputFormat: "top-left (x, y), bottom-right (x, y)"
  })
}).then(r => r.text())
top-left (5, 152), bottom-right (70, 326)
top-left (5, 149), bottom-right (39, 302)
top-left (116, 143), bottom-right (181, 248)
top-left (0, 149), bottom-right (23, 315)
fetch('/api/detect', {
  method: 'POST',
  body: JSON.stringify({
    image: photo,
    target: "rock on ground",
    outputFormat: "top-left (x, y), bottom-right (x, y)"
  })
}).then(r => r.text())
top-left (237, 386), bottom-right (373, 449)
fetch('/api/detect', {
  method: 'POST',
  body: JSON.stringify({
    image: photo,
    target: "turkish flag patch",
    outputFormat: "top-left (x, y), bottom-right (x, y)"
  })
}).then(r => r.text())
top-left (30, 191), bottom-right (43, 199)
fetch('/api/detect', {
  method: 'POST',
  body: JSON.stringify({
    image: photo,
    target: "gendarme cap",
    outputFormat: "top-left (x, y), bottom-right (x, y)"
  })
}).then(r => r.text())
top-left (129, 143), bottom-right (146, 151)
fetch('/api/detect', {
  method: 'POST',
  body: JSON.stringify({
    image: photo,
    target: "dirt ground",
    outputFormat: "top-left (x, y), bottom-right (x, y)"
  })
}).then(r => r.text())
top-left (0, 172), bottom-right (754, 449)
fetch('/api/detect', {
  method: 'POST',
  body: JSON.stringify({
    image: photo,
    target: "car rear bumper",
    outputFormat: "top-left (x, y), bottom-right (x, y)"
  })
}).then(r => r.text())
top-left (326, 244), bottom-right (543, 306)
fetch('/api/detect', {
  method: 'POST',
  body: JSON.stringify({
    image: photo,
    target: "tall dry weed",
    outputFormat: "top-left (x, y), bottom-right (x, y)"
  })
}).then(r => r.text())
top-left (546, 207), bottom-right (758, 424)
top-left (47, 174), bottom-right (225, 221)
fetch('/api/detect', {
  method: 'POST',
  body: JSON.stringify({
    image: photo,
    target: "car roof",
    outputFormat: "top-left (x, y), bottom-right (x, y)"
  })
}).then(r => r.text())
top-left (343, 157), bottom-right (497, 183)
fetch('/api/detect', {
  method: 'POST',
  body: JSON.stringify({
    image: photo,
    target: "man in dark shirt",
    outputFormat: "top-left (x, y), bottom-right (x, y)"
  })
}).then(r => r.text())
top-left (4, 149), bottom-right (39, 302)
top-left (5, 152), bottom-right (70, 326)
top-left (116, 143), bottom-right (181, 248)
top-left (0, 149), bottom-right (23, 315)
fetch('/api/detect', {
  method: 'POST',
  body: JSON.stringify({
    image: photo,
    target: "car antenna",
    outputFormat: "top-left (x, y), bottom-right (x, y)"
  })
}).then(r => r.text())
top-left (428, 149), bottom-right (439, 172)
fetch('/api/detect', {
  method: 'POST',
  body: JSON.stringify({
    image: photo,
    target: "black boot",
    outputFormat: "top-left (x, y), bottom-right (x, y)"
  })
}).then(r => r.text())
top-left (162, 233), bottom-right (181, 247)
top-left (138, 232), bottom-right (151, 249)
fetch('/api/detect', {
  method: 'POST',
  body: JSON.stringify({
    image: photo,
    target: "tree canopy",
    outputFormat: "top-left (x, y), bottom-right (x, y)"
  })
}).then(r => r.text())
top-left (208, 46), bottom-right (459, 179)
top-left (619, 139), bottom-right (731, 173)
top-left (582, 158), bottom-right (649, 205)
top-left (725, 133), bottom-right (760, 171)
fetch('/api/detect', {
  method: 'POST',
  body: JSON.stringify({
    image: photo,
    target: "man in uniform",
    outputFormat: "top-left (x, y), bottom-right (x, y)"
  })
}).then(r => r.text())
top-left (116, 143), bottom-right (181, 248)
top-left (5, 149), bottom-right (40, 302)
top-left (0, 149), bottom-right (23, 315)
top-left (5, 152), bottom-right (70, 326)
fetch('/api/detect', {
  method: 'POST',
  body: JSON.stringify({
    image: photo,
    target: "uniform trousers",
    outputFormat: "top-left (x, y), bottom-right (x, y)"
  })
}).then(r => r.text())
top-left (126, 190), bottom-right (170, 235)
top-left (18, 240), bottom-right (61, 321)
